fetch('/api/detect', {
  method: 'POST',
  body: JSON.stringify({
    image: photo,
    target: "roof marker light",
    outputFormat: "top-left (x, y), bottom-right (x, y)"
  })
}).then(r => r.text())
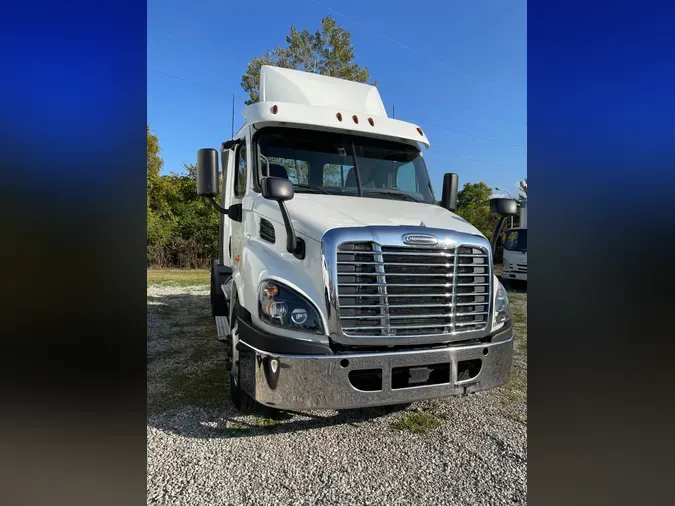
top-left (417, 127), bottom-right (424, 136)
top-left (271, 105), bottom-right (278, 114)
top-left (368, 117), bottom-right (375, 126)
top-left (336, 112), bottom-right (343, 121)
top-left (352, 115), bottom-right (359, 124)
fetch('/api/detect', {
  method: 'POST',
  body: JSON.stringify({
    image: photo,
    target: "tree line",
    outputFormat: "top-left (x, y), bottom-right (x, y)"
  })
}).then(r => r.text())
top-left (147, 125), bottom-right (218, 268)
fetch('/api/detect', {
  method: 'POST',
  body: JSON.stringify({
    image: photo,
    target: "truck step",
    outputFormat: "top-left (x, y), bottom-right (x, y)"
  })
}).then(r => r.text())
top-left (215, 315), bottom-right (230, 341)
top-left (221, 277), bottom-right (233, 301)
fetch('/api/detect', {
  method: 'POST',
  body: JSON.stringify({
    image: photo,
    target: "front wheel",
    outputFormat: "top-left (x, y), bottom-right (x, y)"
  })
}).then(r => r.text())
top-left (228, 297), bottom-right (256, 414)
top-left (229, 370), bottom-right (256, 414)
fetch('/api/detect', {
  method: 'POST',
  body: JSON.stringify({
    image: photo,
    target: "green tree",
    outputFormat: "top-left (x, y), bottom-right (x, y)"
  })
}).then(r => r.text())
top-left (241, 16), bottom-right (372, 105)
top-left (163, 164), bottom-right (220, 268)
top-left (147, 125), bottom-right (176, 266)
top-left (147, 124), bottom-right (164, 212)
top-left (147, 126), bottom-right (220, 268)
top-left (455, 182), bottom-right (499, 239)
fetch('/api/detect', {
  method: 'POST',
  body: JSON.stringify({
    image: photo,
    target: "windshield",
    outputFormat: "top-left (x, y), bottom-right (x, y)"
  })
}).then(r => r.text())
top-left (256, 127), bottom-right (436, 204)
top-left (504, 229), bottom-right (527, 252)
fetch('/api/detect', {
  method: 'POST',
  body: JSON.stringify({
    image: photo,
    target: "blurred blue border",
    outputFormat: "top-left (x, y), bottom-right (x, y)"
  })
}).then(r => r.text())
top-left (1, 1), bottom-right (146, 189)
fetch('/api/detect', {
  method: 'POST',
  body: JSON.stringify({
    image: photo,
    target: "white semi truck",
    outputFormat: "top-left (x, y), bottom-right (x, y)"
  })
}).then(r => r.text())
top-left (501, 199), bottom-right (527, 283)
top-left (196, 66), bottom-right (518, 412)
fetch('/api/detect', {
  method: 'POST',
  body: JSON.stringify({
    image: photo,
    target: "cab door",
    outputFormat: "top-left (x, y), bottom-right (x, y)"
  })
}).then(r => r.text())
top-left (218, 144), bottom-right (234, 267)
top-left (218, 136), bottom-right (247, 267)
top-left (227, 136), bottom-right (249, 272)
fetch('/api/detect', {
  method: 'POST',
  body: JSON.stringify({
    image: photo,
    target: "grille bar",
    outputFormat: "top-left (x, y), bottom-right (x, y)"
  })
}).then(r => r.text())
top-left (339, 282), bottom-right (489, 287)
top-left (340, 302), bottom-right (487, 309)
top-left (342, 323), bottom-right (463, 331)
top-left (339, 292), bottom-right (488, 298)
top-left (340, 311), bottom-right (488, 320)
top-left (337, 261), bottom-right (452, 267)
top-left (340, 282), bottom-right (454, 287)
top-left (342, 321), bottom-right (488, 331)
top-left (339, 292), bottom-right (453, 298)
top-left (342, 250), bottom-right (488, 258)
top-left (340, 272), bottom-right (485, 278)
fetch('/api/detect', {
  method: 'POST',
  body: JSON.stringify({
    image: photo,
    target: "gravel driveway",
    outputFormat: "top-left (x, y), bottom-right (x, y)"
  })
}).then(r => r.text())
top-left (147, 280), bottom-right (527, 505)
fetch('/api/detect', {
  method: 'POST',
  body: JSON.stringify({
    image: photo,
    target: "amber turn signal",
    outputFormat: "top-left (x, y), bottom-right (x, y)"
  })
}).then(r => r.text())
top-left (263, 283), bottom-right (279, 297)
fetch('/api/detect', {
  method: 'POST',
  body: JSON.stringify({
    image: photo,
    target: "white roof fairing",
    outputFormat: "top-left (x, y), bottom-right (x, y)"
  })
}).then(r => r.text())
top-left (259, 65), bottom-right (387, 117)
top-left (242, 66), bottom-right (430, 148)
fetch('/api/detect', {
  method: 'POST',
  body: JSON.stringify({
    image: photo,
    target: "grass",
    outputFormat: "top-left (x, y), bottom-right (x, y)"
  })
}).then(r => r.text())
top-left (500, 366), bottom-right (526, 406)
top-left (147, 276), bottom-right (228, 414)
top-left (147, 269), bottom-right (209, 287)
top-left (209, 418), bottom-right (280, 437)
top-left (256, 416), bottom-right (279, 427)
top-left (391, 410), bottom-right (442, 434)
top-left (497, 289), bottom-right (527, 409)
top-left (509, 292), bottom-right (528, 346)
top-left (148, 362), bottom-right (226, 413)
top-left (210, 423), bottom-right (254, 437)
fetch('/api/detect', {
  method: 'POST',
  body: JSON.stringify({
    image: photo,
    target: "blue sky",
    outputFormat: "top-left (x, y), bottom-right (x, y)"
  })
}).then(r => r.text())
top-left (148, 0), bottom-right (526, 198)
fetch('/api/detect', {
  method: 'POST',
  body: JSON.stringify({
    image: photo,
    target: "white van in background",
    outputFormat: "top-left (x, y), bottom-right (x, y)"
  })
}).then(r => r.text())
top-left (502, 199), bottom-right (527, 282)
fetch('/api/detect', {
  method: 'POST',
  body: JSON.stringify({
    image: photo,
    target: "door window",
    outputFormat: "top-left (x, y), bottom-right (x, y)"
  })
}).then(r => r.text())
top-left (234, 144), bottom-right (247, 198)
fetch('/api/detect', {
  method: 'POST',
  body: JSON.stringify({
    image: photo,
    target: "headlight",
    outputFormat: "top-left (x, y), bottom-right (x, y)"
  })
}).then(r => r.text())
top-left (492, 280), bottom-right (511, 330)
top-left (258, 281), bottom-right (323, 334)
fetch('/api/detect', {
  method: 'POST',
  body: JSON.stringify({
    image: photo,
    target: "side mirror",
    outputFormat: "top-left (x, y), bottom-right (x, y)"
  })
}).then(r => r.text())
top-left (441, 173), bottom-right (459, 211)
top-left (490, 197), bottom-right (518, 217)
top-left (261, 176), bottom-right (294, 202)
top-left (197, 148), bottom-right (219, 197)
top-left (489, 197), bottom-right (518, 257)
top-left (260, 176), bottom-right (299, 256)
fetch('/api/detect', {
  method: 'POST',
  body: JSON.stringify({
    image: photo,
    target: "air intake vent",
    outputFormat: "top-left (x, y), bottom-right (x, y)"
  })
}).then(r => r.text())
top-left (259, 218), bottom-right (276, 243)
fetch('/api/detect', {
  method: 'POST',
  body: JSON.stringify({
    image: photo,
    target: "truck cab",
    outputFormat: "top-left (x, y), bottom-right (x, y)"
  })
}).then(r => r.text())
top-left (197, 66), bottom-right (516, 412)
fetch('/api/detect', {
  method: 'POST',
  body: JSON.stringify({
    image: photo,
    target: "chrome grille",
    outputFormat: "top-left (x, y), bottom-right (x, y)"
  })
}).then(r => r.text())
top-left (336, 242), bottom-right (491, 338)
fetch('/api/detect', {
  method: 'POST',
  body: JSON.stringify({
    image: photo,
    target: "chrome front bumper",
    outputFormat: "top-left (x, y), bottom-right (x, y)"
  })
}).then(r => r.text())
top-left (237, 327), bottom-right (513, 411)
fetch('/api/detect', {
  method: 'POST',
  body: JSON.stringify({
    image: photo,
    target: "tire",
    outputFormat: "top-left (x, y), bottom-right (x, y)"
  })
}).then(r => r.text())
top-left (228, 296), bottom-right (256, 414)
top-left (229, 370), bottom-right (256, 414)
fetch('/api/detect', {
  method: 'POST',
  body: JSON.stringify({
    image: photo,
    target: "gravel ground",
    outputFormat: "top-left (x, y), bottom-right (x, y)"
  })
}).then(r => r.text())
top-left (147, 281), bottom-right (527, 505)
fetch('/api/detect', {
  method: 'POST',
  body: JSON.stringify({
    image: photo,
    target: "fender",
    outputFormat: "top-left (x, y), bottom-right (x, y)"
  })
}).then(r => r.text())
top-left (235, 235), bottom-right (329, 345)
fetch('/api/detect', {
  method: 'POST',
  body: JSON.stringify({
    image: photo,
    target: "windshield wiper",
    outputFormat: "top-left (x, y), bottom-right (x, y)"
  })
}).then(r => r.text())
top-left (364, 189), bottom-right (421, 202)
top-left (293, 183), bottom-right (331, 195)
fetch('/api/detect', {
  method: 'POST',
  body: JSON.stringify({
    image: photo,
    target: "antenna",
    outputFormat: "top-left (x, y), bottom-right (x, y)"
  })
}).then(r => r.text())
top-left (231, 93), bottom-right (235, 139)
top-left (392, 104), bottom-right (395, 119)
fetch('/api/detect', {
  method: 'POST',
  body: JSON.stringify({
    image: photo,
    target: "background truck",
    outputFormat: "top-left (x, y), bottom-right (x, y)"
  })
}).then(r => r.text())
top-left (196, 65), bottom-right (518, 412)
top-left (501, 198), bottom-right (527, 283)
